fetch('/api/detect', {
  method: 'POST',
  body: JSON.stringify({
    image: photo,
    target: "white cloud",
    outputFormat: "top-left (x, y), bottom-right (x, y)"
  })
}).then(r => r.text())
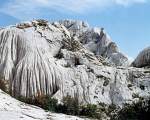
top-left (114, 0), bottom-right (146, 6)
top-left (0, 0), bottom-right (147, 20)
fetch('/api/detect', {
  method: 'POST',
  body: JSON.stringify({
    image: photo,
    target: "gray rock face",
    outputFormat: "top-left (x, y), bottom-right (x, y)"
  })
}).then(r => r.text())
top-left (0, 19), bottom-right (150, 108)
top-left (132, 47), bottom-right (150, 67)
top-left (59, 20), bottom-right (129, 66)
top-left (0, 22), bottom-right (66, 97)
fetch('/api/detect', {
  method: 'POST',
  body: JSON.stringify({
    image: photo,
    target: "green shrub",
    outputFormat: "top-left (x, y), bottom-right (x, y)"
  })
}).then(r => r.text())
top-left (45, 97), bottom-right (58, 111)
top-left (36, 19), bottom-right (48, 26)
top-left (17, 94), bottom-right (58, 112)
top-left (18, 94), bottom-right (150, 120)
top-left (60, 95), bottom-right (80, 115)
top-left (0, 80), bottom-right (7, 92)
top-left (80, 104), bottom-right (102, 119)
top-left (17, 94), bottom-right (117, 119)
top-left (17, 94), bottom-right (80, 115)
top-left (113, 98), bottom-right (150, 120)
top-left (0, 79), bottom-right (9, 93)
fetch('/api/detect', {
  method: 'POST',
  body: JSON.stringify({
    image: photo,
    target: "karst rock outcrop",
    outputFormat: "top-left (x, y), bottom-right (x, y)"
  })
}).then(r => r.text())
top-left (0, 19), bottom-right (150, 108)
top-left (132, 46), bottom-right (150, 68)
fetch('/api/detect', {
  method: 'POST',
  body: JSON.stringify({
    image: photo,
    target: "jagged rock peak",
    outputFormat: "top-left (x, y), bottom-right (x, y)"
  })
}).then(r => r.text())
top-left (59, 19), bottom-right (129, 66)
top-left (59, 19), bottom-right (89, 30)
top-left (132, 46), bottom-right (150, 68)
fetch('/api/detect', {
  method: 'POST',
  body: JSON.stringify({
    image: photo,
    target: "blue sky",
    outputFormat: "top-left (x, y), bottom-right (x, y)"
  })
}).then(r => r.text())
top-left (0, 0), bottom-right (150, 59)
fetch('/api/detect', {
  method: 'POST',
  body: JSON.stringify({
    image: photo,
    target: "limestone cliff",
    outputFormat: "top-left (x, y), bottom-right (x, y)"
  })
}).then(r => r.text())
top-left (0, 19), bottom-right (149, 108)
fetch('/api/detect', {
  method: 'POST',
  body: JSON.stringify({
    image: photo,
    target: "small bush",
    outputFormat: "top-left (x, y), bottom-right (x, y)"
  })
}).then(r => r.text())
top-left (0, 79), bottom-right (9, 93)
top-left (36, 19), bottom-right (48, 26)
top-left (17, 94), bottom-right (58, 111)
top-left (0, 80), bottom-right (7, 92)
top-left (80, 104), bottom-right (101, 118)
top-left (45, 97), bottom-right (58, 111)
top-left (60, 95), bottom-right (80, 115)
top-left (113, 98), bottom-right (150, 120)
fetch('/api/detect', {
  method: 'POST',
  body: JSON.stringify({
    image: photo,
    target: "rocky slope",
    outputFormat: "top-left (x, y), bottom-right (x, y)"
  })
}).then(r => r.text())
top-left (0, 19), bottom-right (150, 111)
top-left (0, 89), bottom-right (85, 120)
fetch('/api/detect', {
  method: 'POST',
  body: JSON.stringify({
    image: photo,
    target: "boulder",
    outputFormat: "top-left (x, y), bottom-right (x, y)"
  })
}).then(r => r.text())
top-left (132, 47), bottom-right (150, 67)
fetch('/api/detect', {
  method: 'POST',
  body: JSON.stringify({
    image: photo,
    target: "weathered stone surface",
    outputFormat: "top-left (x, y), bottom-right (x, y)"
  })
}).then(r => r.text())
top-left (0, 20), bottom-right (150, 108)
top-left (0, 24), bottom-right (66, 98)
top-left (0, 90), bottom-right (85, 120)
top-left (59, 20), bottom-right (129, 66)
top-left (132, 47), bottom-right (150, 67)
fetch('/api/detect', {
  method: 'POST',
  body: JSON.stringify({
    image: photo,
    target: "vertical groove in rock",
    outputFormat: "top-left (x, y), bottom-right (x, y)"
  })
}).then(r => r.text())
top-left (0, 20), bottom-right (150, 107)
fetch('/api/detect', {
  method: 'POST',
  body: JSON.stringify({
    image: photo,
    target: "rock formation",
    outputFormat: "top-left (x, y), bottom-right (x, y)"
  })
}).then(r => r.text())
top-left (0, 19), bottom-right (150, 108)
top-left (59, 20), bottom-right (129, 66)
top-left (132, 47), bottom-right (150, 67)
